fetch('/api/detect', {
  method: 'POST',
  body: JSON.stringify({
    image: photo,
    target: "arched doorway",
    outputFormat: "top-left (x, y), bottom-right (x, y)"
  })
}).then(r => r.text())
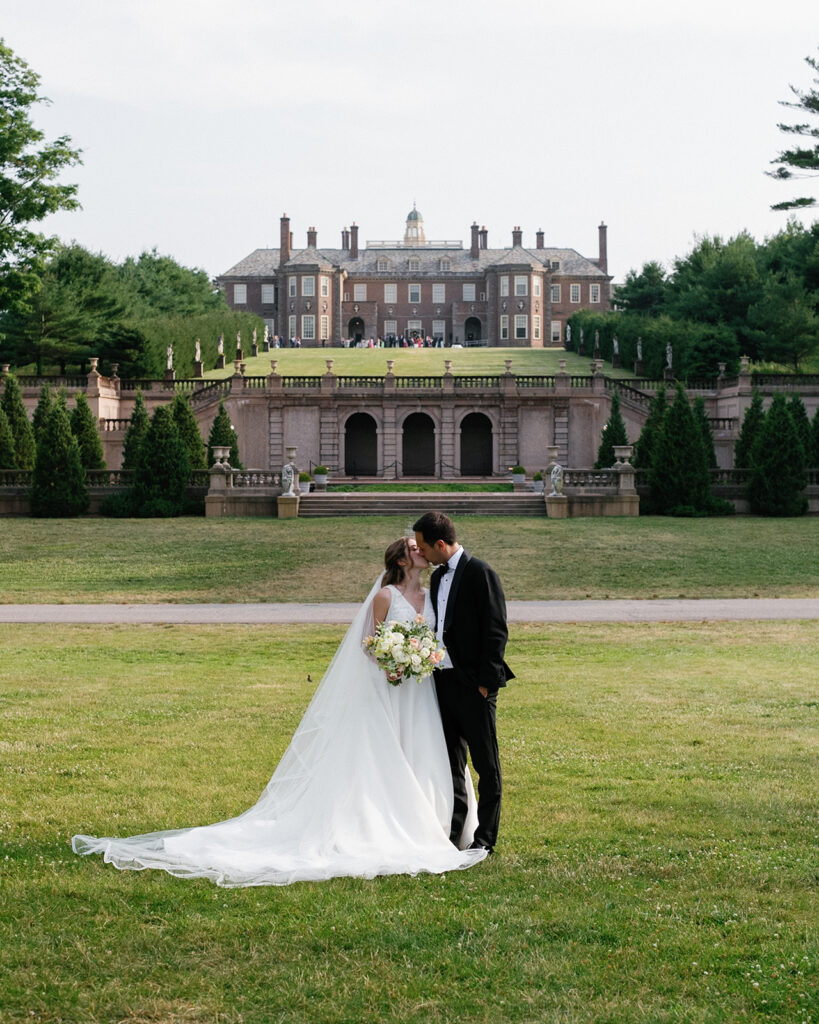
top-left (344, 412), bottom-right (377, 476)
top-left (402, 413), bottom-right (435, 476)
top-left (464, 316), bottom-right (482, 345)
top-left (460, 412), bottom-right (493, 476)
top-left (347, 317), bottom-right (364, 344)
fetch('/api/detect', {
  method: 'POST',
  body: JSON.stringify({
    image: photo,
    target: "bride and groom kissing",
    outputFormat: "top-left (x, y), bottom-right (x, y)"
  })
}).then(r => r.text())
top-left (73, 511), bottom-right (514, 886)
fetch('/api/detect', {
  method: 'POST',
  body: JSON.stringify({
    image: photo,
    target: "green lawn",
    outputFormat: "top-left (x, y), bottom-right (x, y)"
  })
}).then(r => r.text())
top-left (1, 621), bottom-right (815, 1023)
top-left (0, 516), bottom-right (817, 603)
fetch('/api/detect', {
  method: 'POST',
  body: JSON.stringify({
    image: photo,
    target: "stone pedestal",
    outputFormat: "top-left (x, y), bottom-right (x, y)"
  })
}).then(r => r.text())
top-left (164, 369), bottom-right (175, 382)
top-left (277, 495), bottom-right (299, 519)
top-left (545, 494), bottom-right (569, 518)
top-left (216, 355), bottom-right (225, 369)
top-left (251, 343), bottom-right (259, 357)
top-left (193, 360), bottom-right (204, 378)
top-left (634, 359), bottom-right (644, 377)
top-left (663, 367), bottom-right (674, 381)
top-left (262, 341), bottom-right (270, 353)
top-left (235, 348), bottom-right (244, 362)
top-left (612, 354), bottom-right (620, 369)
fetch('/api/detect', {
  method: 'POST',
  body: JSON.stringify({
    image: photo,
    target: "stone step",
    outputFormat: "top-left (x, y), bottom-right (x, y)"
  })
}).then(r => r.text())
top-left (297, 492), bottom-right (546, 517)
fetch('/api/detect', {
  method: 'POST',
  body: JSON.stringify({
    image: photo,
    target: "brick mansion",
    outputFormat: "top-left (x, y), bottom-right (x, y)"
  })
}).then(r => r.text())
top-left (217, 207), bottom-right (612, 347)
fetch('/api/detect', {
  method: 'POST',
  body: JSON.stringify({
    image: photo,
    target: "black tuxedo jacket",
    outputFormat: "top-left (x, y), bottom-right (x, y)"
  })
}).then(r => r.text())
top-left (430, 549), bottom-right (514, 693)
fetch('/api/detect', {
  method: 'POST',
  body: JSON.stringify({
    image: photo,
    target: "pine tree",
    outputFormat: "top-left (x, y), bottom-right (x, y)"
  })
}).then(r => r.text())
top-left (32, 385), bottom-right (53, 442)
top-left (0, 407), bottom-right (17, 469)
top-left (594, 391), bottom-right (629, 468)
top-left (131, 405), bottom-right (191, 517)
top-left (70, 392), bottom-right (105, 470)
top-left (29, 396), bottom-right (89, 516)
top-left (692, 395), bottom-right (718, 469)
top-left (172, 393), bottom-right (206, 471)
top-left (207, 401), bottom-right (242, 468)
top-left (0, 374), bottom-right (35, 469)
top-left (649, 383), bottom-right (712, 514)
top-left (121, 389), bottom-right (149, 471)
top-left (633, 387), bottom-right (667, 470)
top-left (787, 395), bottom-right (812, 459)
top-left (747, 393), bottom-right (808, 515)
top-left (734, 391), bottom-right (765, 469)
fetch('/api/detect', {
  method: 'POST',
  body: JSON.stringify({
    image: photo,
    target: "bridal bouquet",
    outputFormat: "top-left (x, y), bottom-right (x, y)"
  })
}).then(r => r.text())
top-left (364, 615), bottom-right (446, 685)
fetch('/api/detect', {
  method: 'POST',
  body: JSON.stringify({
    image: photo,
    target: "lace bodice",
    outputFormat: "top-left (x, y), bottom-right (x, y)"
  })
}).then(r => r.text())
top-left (386, 585), bottom-right (434, 629)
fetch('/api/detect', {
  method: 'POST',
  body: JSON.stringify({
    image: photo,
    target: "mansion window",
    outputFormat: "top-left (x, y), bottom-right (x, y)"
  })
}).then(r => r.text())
top-left (301, 314), bottom-right (315, 340)
top-left (499, 315), bottom-right (509, 340)
top-left (462, 283), bottom-right (476, 301)
top-left (590, 284), bottom-right (601, 303)
top-left (515, 315), bottom-right (527, 340)
top-left (288, 315), bottom-right (296, 337)
top-left (233, 283), bottom-right (247, 304)
top-left (432, 319), bottom-right (446, 339)
top-left (514, 276), bottom-right (528, 297)
top-left (551, 283), bottom-right (561, 303)
top-left (302, 276), bottom-right (315, 297)
top-left (289, 277), bottom-right (297, 297)
top-left (432, 283), bottom-right (445, 303)
top-left (570, 283), bottom-right (580, 303)
top-left (261, 284), bottom-right (275, 304)
top-left (533, 315), bottom-right (541, 340)
top-left (533, 276), bottom-right (541, 297)
top-left (384, 283), bottom-right (397, 303)
top-left (551, 320), bottom-right (561, 343)
top-left (320, 315), bottom-right (329, 341)
top-left (408, 258), bottom-right (420, 272)
top-left (408, 283), bottom-right (421, 303)
top-left (500, 276), bottom-right (509, 297)
top-left (354, 284), bottom-right (367, 301)
top-left (384, 319), bottom-right (397, 336)
top-left (320, 276), bottom-right (329, 297)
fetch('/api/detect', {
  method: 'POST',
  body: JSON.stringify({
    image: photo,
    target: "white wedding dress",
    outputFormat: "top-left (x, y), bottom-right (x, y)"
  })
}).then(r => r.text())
top-left (72, 578), bottom-right (487, 886)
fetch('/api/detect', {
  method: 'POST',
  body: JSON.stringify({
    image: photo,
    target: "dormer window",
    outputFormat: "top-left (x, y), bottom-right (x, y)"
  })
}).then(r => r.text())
top-left (408, 257), bottom-right (420, 272)
top-left (551, 260), bottom-right (560, 271)
top-left (377, 258), bottom-right (390, 272)
top-left (439, 258), bottom-right (451, 271)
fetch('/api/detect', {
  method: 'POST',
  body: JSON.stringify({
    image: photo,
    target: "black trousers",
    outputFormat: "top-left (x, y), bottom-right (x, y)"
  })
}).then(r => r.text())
top-left (434, 669), bottom-right (502, 849)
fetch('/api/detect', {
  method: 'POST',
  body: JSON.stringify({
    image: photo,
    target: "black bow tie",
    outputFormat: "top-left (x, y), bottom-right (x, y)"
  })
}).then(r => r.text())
top-left (442, 562), bottom-right (454, 573)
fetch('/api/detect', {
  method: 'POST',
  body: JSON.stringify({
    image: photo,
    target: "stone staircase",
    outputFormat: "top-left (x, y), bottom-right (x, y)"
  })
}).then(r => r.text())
top-left (297, 491), bottom-right (546, 517)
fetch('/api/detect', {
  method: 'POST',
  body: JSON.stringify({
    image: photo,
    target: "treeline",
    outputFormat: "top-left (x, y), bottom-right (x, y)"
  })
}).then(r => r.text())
top-left (0, 245), bottom-right (264, 377)
top-left (568, 222), bottom-right (819, 377)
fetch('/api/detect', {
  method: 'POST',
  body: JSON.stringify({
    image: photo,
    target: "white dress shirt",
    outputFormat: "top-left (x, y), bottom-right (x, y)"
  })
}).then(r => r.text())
top-left (435, 545), bottom-right (463, 669)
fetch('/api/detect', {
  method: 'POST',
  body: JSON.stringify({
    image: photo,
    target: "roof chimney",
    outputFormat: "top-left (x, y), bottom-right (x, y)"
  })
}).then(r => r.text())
top-left (341, 227), bottom-right (350, 250)
top-left (479, 226), bottom-right (488, 249)
top-left (512, 226), bottom-right (522, 247)
top-left (536, 229), bottom-right (544, 249)
top-left (280, 214), bottom-right (290, 265)
top-left (598, 221), bottom-right (608, 274)
top-left (350, 222), bottom-right (359, 260)
top-left (470, 222), bottom-right (480, 259)
top-left (307, 226), bottom-right (317, 248)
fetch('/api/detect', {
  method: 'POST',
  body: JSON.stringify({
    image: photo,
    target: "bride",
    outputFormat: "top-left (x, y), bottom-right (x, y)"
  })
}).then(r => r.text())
top-left (72, 537), bottom-right (487, 886)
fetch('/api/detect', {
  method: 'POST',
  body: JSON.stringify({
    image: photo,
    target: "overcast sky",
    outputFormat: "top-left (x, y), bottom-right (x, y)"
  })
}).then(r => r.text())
top-left (4, 0), bottom-right (818, 283)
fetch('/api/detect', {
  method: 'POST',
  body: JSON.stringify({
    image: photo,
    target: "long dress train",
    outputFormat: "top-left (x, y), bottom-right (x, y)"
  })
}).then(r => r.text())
top-left (72, 578), bottom-right (486, 886)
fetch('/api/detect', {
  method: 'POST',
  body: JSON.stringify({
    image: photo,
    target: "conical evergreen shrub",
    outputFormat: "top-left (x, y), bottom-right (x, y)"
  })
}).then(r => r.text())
top-left (649, 383), bottom-right (712, 514)
top-left (32, 385), bottom-right (53, 443)
top-left (594, 391), bottom-right (628, 469)
top-left (734, 391), bottom-right (764, 469)
top-left (172, 393), bottom-right (207, 471)
top-left (747, 393), bottom-right (807, 516)
top-left (811, 406), bottom-right (819, 469)
top-left (121, 390), bottom-right (149, 471)
top-left (207, 402), bottom-right (242, 468)
top-left (692, 396), bottom-right (718, 469)
top-left (131, 405), bottom-right (191, 517)
top-left (633, 387), bottom-right (667, 470)
top-left (0, 407), bottom-right (17, 469)
top-left (29, 397), bottom-right (89, 517)
top-left (787, 395), bottom-right (812, 460)
top-left (70, 393), bottom-right (106, 471)
top-left (0, 374), bottom-right (35, 470)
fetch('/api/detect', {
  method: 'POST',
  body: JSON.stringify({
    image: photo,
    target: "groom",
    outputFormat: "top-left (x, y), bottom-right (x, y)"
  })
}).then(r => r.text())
top-left (413, 511), bottom-right (513, 853)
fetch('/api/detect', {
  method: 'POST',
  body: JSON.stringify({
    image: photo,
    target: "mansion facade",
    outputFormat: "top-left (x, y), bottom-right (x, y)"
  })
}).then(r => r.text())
top-left (217, 208), bottom-right (612, 348)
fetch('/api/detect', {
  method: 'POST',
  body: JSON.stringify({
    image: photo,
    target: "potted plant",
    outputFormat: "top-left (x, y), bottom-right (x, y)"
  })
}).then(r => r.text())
top-left (532, 470), bottom-right (544, 494)
top-left (510, 465), bottom-right (526, 485)
top-left (298, 470), bottom-right (312, 493)
top-left (313, 465), bottom-right (329, 488)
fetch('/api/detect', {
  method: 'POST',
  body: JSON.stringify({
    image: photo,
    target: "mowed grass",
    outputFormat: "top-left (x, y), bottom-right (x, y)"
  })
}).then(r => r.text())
top-left (0, 622), bottom-right (816, 1023)
top-left (0, 515), bottom-right (817, 603)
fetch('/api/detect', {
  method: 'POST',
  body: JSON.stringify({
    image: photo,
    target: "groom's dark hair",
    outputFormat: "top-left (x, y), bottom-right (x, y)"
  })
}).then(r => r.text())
top-left (413, 511), bottom-right (457, 545)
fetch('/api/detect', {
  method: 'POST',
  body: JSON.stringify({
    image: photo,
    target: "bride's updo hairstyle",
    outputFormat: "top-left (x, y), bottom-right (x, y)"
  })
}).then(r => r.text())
top-left (383, 537), bottom-right (410, 586)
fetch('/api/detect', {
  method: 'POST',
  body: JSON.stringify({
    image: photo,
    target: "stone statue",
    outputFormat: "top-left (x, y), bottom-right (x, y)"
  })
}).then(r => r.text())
top-left (566, 324), bottom-right (571, 345)
top-left (579, 327), bottom-right (585, 354)
top-left (666, 342), bottom-right (673, 370)
top-left (252, 327), bottom-right (257, 345)
top-left (636, 337), bottom-right (643, 360)
top-left (281, 462), bottom-right (295, 496)
top-left (237, 331), bottom-right (242, 348)
top-left (263, 324), bottom-right (269, 345)
top-left (218, 334), bottom-right (224, 356)
top-left (194, 339), bottom-right (201, 363)
top-left (549, 462), bottom-right (564, 496)
top-left (594, 329), bottom-right (600, 348)
top-left (612, 335), bottom-right (619, 355)
top-left (166, 344), bottom-right (173, 371)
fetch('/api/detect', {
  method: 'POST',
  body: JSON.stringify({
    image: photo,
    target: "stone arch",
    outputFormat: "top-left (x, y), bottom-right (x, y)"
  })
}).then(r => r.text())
top-left (344, 411), bottom-right (377, 476)
top-left (459, 411), bottom-right (493, 476)
top-left (464, 316), bottom-right (482, 344)
top-left (401, 412), bottom-right (435, 476)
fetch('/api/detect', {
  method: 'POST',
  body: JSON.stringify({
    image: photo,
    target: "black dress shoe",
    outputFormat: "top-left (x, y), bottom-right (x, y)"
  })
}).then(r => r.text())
top-left (468, 840), bottom-right (494, 854)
